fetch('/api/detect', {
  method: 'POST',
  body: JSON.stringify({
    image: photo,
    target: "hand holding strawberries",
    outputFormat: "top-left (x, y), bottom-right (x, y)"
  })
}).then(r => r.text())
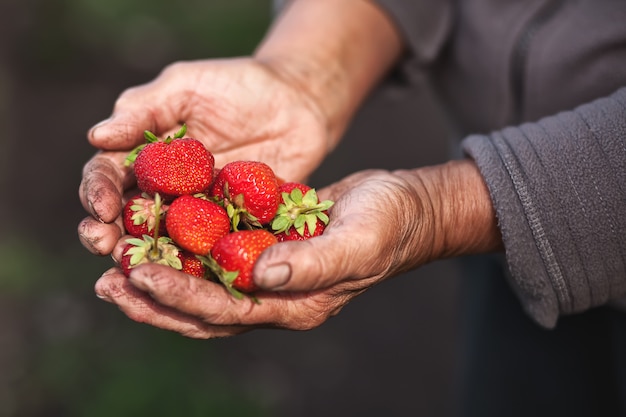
top-left (94, 169), bottom-right (429, 338)
top-left (79, 58), bottom-right (334, 257)
top-left (92, 160), bottom-right (501, 338)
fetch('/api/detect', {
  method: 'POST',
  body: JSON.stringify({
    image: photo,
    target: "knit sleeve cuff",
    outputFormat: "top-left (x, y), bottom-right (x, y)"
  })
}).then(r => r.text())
top-left (462, 88), bottom-right (626, 328)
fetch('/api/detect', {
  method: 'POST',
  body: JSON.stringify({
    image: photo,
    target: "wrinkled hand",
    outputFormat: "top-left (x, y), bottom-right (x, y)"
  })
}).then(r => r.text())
top-left (78, 58), bottom-right (330, 256)
top-left (94, 169), bottom-right (438, 338)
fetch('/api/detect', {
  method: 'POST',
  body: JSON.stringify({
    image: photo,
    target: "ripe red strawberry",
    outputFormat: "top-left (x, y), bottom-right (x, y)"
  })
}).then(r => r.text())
top-left (120, 243), bottom-right (136, 277)
top-left (277, 217), bottom-right (327, 242)
top-left (126, 125), bottom-right (215, 201)
top-left (209, 160), bottom-right (280, 230)
top-left (165, 194), bottom-right (231, 256)
top-left (122, 193), bottom-right (168, 238)
top-left (119, 236), bottom-right (183, 277)
top-left (200, 229), bottom-right (278, 298)
top-left (119, 191), bottom-right (184, 276)
top-left (271, 182), bottom-right (333, 241)
top-left (179, 250), bottom-right (207, 278)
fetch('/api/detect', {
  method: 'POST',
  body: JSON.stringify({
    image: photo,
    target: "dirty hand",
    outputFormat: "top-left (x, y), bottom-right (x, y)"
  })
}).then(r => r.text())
top-left (93, 160), bottom-right (500, 338)
top-left (78, 58), bottom-right (330, 256)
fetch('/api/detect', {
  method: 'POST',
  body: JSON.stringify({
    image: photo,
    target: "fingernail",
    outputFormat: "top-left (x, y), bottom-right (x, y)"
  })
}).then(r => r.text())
top-left (89, 117), bottom-right (113, 140)
top-left (257, 263), bottom-right (291, 289)
top-left (88, 200), bottom-right (104, 223)
top-left (96, 292), bottom-right (113, 302)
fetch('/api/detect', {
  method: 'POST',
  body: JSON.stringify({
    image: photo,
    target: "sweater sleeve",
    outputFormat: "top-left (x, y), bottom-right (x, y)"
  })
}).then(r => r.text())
top-left (462, 87), bottom-right (626, 328)
top-left (370, 0), bottom-right (452, 67)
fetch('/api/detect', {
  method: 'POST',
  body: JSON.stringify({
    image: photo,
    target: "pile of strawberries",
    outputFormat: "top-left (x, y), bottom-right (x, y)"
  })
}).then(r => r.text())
top-left (120, 125), bottom-right (333, 299)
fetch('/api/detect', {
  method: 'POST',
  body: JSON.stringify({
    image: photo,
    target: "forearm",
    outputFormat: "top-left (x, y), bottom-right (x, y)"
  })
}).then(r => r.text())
top-left (255, 0), bottom-right (403, 148)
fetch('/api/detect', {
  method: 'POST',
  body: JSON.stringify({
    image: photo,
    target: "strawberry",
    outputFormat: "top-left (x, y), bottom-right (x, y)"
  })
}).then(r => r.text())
top-left (119, 192), bottom-right (183, 277)
top-left (200, 229), bottom-right (278, 298)
top-left (209, 160), bottom-right (280, 230)
top-left (119, 235), bottom-right (183, 277)
top-left (122, 193), bottom-right (168, 238)
top-left (165, 194), bottom-right (231, 256)
top-left (120, 239), bottom-right (206, 278)
top-left (126, 124), bottom-right (215, 201)
top-left (179, 250), bottom-right (207, 278)
top-left (271, 182), bottom-right (333, 241)
top-left (276, 217), bottom-right (326, 242)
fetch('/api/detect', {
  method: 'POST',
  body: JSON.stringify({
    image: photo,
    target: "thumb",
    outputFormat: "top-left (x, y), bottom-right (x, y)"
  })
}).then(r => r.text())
top-left (88, 113), bottom-right (153, 151)
top-left (253, 231), bottom-right (370, 292)
top-left (87, 87), bottom-right (180, 151)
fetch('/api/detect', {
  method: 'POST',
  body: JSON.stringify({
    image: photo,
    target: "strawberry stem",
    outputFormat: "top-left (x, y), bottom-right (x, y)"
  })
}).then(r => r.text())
top-left (151, 193), bottom-right (163, 259)
top-left (197, 255), bottom-right (248, 300)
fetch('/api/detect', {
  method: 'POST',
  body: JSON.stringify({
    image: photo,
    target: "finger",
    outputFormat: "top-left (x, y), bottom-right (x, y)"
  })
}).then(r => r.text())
top-left (77, 216), bottom-right (124, 256)
top-left (88, 80), bottom-right (183, 150)
top-left (79, 152), bottom-right (133, 223)
top-left (111, 234), bottom-right (132, 262)
top-left (127, 263), bottom-right (295, 327)
top-left (95, 267), bottom-right (247, 338)
top-left (253, 222), bottom-right (383, 292)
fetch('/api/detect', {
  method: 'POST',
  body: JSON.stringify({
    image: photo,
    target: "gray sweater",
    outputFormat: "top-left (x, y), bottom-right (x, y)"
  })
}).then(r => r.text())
top-left (374, 0), bottom-right (626, 327)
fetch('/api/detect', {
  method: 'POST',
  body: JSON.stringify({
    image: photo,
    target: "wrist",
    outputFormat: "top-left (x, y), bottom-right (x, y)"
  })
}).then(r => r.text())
top-left (254, 0), bottom-right (403, 148)
top-left (395, 159), bottom-right (503, 264)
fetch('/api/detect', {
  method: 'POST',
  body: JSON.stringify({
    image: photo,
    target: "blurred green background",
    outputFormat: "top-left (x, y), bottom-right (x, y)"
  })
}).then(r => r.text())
top-left (0, 0), bottom-right (462, 416)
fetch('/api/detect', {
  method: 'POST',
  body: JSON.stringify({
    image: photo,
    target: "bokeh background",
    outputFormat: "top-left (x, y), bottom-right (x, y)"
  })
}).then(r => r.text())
top-left (0, 0), bottom-right (464, 415)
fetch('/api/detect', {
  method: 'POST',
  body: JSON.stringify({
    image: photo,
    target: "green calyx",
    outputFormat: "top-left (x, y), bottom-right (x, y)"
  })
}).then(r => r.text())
top-left (124, 143), bottom-right (146, 166)
top-left (271, 188), bottom-right (334, 236)
top-left (123, 192), bottom-right (183, 273)
top-left (124, 123), bottom-right (188, 166)
top-left (226, 201), bottom-right (262, 232)
top-left (197, 254), bottom-right (245, 300)
top-left (130, 192), bottom-right (163, 231)
top-left (162, 123), bottom-right (187, 144)
top-left (125, 235), bottom-right (182, 270)
top-left (221, 183), bottom-right (262, 232)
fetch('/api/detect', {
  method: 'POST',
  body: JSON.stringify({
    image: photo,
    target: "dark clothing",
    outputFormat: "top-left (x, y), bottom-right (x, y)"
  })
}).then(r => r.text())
top-left (457, 254), bottom-right (626, 417)
top-left (464, 90), bottom-right (626, 328)
top-left (373, 0), bottom-right (626, 326)
top-left (373, 0), bottom-right (626, 415)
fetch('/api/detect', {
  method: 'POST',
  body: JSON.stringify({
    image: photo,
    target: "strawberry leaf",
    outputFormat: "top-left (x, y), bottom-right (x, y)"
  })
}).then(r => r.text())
top-left (306, 215), bottom-right (318, 235)
top-left (196, 255), bottom-right (254, 301)
top-left (173, 123), bottom-right (187, 139)
top-left (124, 143), bottom-right (146, 166)
top-left (271, 216), bottom-right (290, 233)
top-left (126, 246), bottom-right (148, 266)
top-left (302, 189), bottom-right (319, 206)
top-left (275, 204), bottom-right (288, 215)
top-left (224, 285), bottom-right (245, 300)
top-left (143, 130), bottom-right (160, 143)
top-left (294, 214), bottom-right (306, 230)
top-left (316, 211), bottom-right (330, 224)
top-left (125, 237), bottom-right (148, 247)
top-left (157, 240), bottom-right (182, 270)
top-left (131, 209), bottom-right (148, 226)
top-left (318, 200), bottom-right (334, 211)
top-left (290, 188), bottom-right (304, 205)
top-left (221, 270), bottom-right (240, 285)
